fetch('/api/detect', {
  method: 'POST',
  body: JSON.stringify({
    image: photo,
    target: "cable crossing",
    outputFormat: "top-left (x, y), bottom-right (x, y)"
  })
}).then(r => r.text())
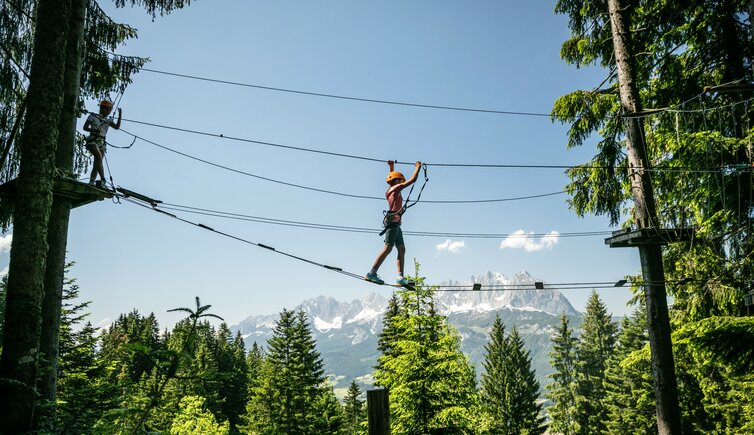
top-left (116, 186), bottom-right (661, 292)
top-left (117, 127), bottom-right (568, 204)
top-left (119, 117), bottom-right (737, 174)
top-left (159, 201), bottom-right (613, 239)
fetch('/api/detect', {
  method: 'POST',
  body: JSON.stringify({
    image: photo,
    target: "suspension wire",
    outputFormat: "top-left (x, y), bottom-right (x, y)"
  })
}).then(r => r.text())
top-left (120, 192), bottom-right (652, 292)
top-left (158, 201), bottom-right (613, 239)
top-left (117, 127), bottom-right (567, 204)
top-left (139, 68), bottom-right (553, 118)
top-left (121, 117), bottom-right (726, 173)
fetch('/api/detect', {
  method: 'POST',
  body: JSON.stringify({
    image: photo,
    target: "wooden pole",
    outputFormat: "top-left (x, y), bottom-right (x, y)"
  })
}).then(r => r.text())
top-left (606, 0), bottom-right (682, 434)
top-left (367, 388), bottom-right (390, 435)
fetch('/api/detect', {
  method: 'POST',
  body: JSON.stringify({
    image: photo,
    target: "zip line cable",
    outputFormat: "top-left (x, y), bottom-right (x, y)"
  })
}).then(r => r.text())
top-left (118, 127), bottom-right (568, 204)
top-left (120, 117), bottom-right (730, 173)
top-left (139, 67), bottom-right (554, 118)
top-left (158, 201), bottom-right (613, 239)
top-left (120, 193), bottom-right (655, 292)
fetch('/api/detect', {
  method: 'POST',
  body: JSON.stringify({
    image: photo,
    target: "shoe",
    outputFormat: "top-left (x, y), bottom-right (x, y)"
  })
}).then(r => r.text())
top-left (365, 272), bottom-right (384, 285)
top-left (396, 277), bottom-right (413, 286)
top-left (88, 180), bottom-right (96, 186)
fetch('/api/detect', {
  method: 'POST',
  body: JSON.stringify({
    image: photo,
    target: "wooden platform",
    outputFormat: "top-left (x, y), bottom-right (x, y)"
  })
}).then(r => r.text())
top-left (0, 177), bottom-right (113, 209)
top-left (605, 227), bottom-right (694, 248)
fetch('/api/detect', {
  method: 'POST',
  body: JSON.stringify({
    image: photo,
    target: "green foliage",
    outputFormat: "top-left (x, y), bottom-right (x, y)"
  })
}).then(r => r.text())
top-left (343, 380), bottom-right (367, 435)
top-left (573, 291), bottom-right (617, 434)
top-left (602, 308), bottom-right (656, 434)
top-left (545, 315), bottom-right (577, 435)
top-left (245, 308), bottom-right (340, 434)
top-left (672, 316), bottom-right (754, 433)
top-left (480, 315), bottom-right (544, 434)
top-left (169, 395), bottom-right (229, 435)
top-left (374, 265), bottom-right (478, 434)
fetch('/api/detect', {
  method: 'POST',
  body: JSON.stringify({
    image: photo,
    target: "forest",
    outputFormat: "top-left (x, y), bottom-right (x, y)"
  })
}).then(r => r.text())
top-left (1, 0), bottom-right (754, 434)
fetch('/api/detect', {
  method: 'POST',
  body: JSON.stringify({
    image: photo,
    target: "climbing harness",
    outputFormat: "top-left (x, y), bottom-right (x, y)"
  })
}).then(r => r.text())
top-left (379, 163), bottom-right (429, 236)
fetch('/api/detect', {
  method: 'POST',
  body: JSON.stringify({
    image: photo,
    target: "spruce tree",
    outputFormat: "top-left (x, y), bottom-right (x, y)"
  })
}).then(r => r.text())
top-left (603, 307), bottom-right (656, 434)
top-left (246, 308), bottom-right (331, 434)
top-left (573, 291), bottom-right (617, 434)
top-left (374, 270), bottom-right (478, 434)
top-left (343, 380), bottom-right (367, 435)
top-left (545, 315), bottom-right (577, 435)
top-left (481, 316), bottom-right (543, 434)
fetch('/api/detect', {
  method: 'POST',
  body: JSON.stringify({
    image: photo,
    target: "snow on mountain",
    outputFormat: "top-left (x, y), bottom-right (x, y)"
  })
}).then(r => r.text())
top-left (231, 271), bottom-right (582, 391)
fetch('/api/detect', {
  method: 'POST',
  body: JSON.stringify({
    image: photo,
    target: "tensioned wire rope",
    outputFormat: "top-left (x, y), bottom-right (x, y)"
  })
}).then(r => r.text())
top-left (117, 127), bottom-right (568, 204)
top-left (157, 201), bottom-right (612, 239)
top-left (120, 194), bottom-right (665, 292)
top-left (120, 117), bottom-right (730, 174)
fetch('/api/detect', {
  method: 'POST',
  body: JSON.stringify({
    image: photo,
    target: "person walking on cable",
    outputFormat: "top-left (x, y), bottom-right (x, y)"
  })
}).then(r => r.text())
top-left (366, 160), bottom-right (422, 286)
top-left (83, 99), bottom-right (121, 188)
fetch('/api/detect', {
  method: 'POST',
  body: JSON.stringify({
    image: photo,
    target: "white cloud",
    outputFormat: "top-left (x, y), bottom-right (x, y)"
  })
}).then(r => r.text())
top-left (500, 230), bottom-right (560, 252)
top-left (436, 239), bottom-right (466, 254)
top-left (0, 234), bottom-right (12, 253)
top-left (0, 266), bottom-right (7, 277)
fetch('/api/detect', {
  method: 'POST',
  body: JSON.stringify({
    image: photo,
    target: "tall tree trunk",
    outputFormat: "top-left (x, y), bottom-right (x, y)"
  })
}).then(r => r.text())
top-left (606, 0), bottom-right (682, 434)
top-left (35, 0), bottom-right (86, 428)
top-left (0, 0), bottom-right (72, 432)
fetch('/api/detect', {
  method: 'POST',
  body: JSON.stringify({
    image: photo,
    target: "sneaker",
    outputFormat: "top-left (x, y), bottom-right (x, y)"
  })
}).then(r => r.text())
top-left (88, 179), bottom-right (96, 186)
top-left (396, 277), bottom-right (413, 286)
top-left (365, 272), bottom-right (384, 285)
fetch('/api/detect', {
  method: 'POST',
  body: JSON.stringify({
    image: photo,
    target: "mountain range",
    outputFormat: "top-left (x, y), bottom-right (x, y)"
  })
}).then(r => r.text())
top-left (231, 271), bottom-right (582, 395)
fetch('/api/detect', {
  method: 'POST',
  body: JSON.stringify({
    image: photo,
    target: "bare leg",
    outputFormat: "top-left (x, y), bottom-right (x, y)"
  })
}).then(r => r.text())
top-left (396, 244), bottom-right (406, 276)
top-left (88, 145), bottom-right (105, 182)
top-left (370, 244), bottom-right (393, 273)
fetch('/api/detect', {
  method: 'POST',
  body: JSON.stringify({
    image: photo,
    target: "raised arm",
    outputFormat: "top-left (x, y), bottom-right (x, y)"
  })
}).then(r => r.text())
top-left (401, 161), bottom-right (422, 187)
top-left (113, 108), bottom-right (122, 129)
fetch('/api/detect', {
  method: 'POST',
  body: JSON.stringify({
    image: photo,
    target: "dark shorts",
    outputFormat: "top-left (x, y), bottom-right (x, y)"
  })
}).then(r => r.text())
top-left (384, 223), bottom-right (404, 247)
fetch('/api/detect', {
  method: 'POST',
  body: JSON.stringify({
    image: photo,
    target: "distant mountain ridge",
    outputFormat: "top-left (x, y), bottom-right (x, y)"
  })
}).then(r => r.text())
top-left (231, 271), bottom-right (581, 392)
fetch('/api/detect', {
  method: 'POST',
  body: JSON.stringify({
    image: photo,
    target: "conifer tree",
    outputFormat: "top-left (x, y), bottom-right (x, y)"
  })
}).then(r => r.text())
top-left (246, 308), bottom-right (332, 434)
top-left (545, 315), bottom-right (577, 435)
top-left (343, 380), bottom-right (367, 435)
top-left (480, 316), bottom-right (543, 434)
top-left (573, 291), bottom-right (617, 434)
top-left (603, 307), bottom-right (656, 434)
top-left (374, 292), bottom-right (401, 384)
top-left (374, 268), bottom-right (478, 434)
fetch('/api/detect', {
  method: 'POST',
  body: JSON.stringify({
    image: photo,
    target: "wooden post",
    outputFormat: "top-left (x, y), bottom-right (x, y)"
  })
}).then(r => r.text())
top-left (606, 1), bottom-right (682, 434)
top-left (367, 388), bottom-right (390, 435)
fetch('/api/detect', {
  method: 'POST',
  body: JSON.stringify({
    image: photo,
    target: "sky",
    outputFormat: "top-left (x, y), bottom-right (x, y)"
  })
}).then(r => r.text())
top-left (2, 1), bottom-right (643, 329)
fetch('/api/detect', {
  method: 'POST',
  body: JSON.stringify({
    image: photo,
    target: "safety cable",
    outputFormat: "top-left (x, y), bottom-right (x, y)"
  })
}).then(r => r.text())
top-left (139, 67), bottom-right (553, 118)
top-left (120, 192), bottom-right (653, 292)
top-left (117, 127), bottom-right (567, 204)
top-left (158, 201), bottom-right (612, 239)
top-left (120, 117), bottom-right (730, 173)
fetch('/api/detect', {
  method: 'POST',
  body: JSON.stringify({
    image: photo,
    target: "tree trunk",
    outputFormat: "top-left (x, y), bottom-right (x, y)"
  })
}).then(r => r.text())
top-left (35, 0), bottom-right (86, 428)
top-left (0, 0), bottom-right (72, 432)
top-left (606, 0), bottom-right (683, 434)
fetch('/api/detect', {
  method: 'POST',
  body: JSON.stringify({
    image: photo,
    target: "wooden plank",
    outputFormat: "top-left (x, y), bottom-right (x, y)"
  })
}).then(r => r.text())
top-left (0, 177), bottom-right (112, 209)
top-left (605, 228), bottom-right (694, 248)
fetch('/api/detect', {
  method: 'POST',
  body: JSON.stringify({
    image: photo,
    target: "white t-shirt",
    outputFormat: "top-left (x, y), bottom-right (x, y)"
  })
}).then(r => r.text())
top-left (85, 113), bottom-right (115, 144)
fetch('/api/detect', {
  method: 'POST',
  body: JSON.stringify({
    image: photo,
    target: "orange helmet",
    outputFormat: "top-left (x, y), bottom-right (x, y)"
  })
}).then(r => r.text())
top-left (386, 171), bottom-right (405, 183)
top-left (99, 100), bottom-right (113, 108)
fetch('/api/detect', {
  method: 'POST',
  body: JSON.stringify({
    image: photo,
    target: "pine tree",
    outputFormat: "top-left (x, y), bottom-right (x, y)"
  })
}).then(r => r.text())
top-left (480, 316), bottom-right (543, 434)
top-left (246, 308), bottom-right (331, 434)
top-left (374, 292), bottom-right (401, 385)
top-left (573, 291), bottom-right (617, 434)
top-left (545, 315), bottom-right (577, 435)
top-left (603, 307), bottom-right (656, 434)
top-left (169, 395), bottom-right (229, 435)
top-left (343, 380), bottom-right (367, 435)
top-left (374, 268), bottom-right (478, 434)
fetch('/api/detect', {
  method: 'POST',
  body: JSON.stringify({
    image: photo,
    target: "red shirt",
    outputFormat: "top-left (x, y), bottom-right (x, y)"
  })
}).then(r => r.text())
top-left (386, 184), bottom-right (404, 224)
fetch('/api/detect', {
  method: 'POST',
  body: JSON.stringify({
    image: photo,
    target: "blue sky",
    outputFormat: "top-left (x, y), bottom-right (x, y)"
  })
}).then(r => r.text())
top-left (3, 1), bottom-right (641, 328)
